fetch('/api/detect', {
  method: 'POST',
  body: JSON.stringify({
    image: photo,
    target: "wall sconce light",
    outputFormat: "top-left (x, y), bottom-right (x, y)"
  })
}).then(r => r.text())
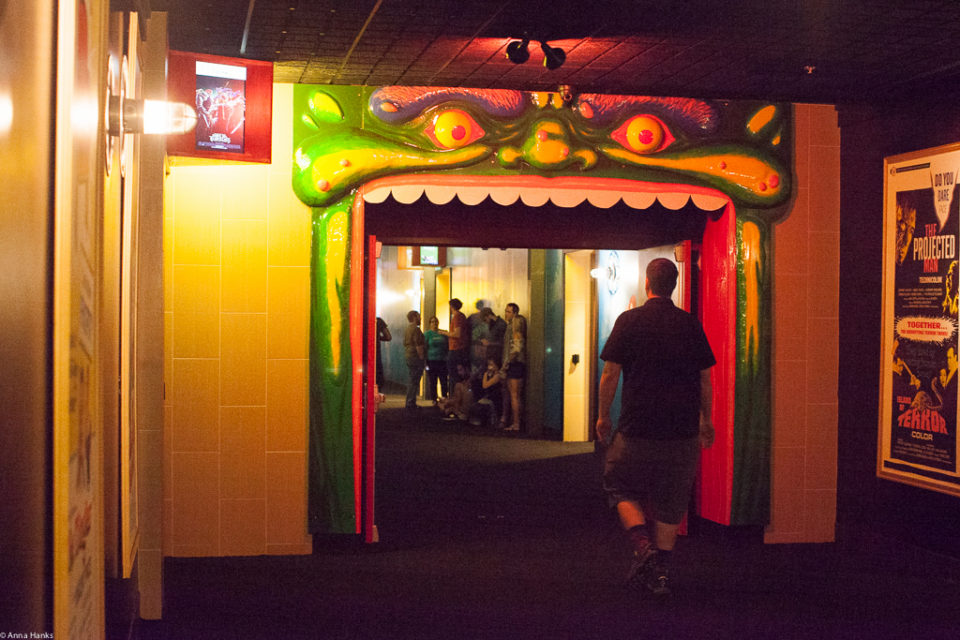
top-left (505, 38), bottom-right (530, 64)
top-left (541, 42), bottom-right (566, 70)
top-left (591, 251), bottom-right (620, 294)
top-left (108, 95), bottom-right (197, 136)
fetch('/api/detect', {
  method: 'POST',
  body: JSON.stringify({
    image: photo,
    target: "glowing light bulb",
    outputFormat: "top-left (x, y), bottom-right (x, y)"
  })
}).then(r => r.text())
top-left (142, 99), bottom-right (197, 135)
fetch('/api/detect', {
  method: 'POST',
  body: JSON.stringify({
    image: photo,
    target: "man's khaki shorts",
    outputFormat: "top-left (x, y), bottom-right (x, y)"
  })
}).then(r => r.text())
top-left (602, 432), bottom-right (700, 525)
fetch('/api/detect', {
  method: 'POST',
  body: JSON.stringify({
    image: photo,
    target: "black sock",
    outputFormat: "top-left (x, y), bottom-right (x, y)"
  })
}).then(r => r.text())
top-left (655, 548), bottom-right (672, 567)
top-left (626, 524), bottom-right (651, 557)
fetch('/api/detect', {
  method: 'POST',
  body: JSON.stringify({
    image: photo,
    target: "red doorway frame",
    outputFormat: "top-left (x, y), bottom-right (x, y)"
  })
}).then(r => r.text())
top-left (353, 177), bottom-right (738, 540)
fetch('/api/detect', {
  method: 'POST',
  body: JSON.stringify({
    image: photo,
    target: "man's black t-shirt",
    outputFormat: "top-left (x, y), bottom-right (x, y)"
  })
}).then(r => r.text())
top-left (600, 297), bottom-right (715, 439)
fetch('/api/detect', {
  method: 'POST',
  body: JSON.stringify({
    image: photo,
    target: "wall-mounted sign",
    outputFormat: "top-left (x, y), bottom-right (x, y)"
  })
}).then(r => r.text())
top-left (414, 245), bottom-right (444, 266)
top-left (397, 245), bottom-right (447, 268)
top-left (194, 60), bottom-right (247, 153)
top-left (879, 142), bottom-right (960, 498)
top-left (167, 50), bottom-right (272, 163)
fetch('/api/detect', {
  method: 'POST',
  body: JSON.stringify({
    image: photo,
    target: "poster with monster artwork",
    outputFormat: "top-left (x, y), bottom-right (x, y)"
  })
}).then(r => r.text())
top-left (880, 143), bottom-right (960, 497)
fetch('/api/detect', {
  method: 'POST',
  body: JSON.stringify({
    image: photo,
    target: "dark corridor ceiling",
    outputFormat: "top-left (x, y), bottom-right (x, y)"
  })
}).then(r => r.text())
top-left (156, 0), bottom-right (960, 104)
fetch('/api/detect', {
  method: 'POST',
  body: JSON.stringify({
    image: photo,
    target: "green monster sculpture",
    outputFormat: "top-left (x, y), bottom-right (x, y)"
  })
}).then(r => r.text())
top-left (292, 85), bottom-right (792, 535)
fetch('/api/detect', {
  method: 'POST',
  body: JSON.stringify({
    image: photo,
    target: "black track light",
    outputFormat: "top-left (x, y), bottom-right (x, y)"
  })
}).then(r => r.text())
top-left (541, 42), bottom-right (565, 70)
top-left (505, 39), bottom-right (530, 64)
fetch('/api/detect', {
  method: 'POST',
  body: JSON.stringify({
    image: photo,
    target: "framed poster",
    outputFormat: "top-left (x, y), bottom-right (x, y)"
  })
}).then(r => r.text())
top-left (54, 0), bottom-right (105, 637)
top-left (166, 50), bottom-right (273, 163)
top-left (879, 142), bottom-right (960, 497)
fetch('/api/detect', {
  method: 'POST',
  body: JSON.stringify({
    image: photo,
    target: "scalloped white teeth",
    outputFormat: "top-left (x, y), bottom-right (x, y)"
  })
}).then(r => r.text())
top-left (362, 183), bottom-right (728, 212)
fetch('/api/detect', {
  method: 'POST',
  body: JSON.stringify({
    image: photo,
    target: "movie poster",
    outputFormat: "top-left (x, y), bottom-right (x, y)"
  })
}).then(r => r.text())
top-left (880, 144), bottom-right (960, 497)
top-left (195, 60), bottom-right (246, 153)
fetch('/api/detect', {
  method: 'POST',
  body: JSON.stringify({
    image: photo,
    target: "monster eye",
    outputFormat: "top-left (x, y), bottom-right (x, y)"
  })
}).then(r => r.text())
top-left (611, 115), bottom-right (674, 154)
top-left (424, 109), bottom-right (485, 149)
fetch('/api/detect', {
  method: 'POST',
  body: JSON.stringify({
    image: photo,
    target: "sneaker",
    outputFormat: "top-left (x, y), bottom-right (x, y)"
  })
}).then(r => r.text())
top-left (644, 563), bottom-right (670, 596)
top-left (625, 548), bottom-right (656, 590)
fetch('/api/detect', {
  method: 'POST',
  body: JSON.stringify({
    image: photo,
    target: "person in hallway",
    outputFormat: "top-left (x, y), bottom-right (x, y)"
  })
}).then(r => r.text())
top-left (470, 301), bottom-right (491, 376)
top-left (595, 258), bottom-right (715, 597)
top-left (438, 362), bottom-right (473, 422)
top-left (403, 310), bottom-right (426, 411)
top-left (467, 299), bottom-right (486, 333)
top-left (424, 315), bottom-right (449, 405)
top-left (375, 316), bottom-right (391, 391)
top-left (498, 302), bottom-right (526, 432)
top-left (481, 307), bottom-right (507, 362)
top-left (440, 298), bottom-right (470, 394)
top-left (479, 357), bottom-right (504, 428)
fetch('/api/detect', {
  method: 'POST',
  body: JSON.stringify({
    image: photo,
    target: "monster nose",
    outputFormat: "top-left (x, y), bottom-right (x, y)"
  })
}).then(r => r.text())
top-left (527, 122), bottom-right (571, 166)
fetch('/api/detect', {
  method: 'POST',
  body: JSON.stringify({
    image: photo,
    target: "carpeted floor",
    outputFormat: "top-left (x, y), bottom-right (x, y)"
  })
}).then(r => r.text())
top-left (137, 397), bottom-right (960, 639)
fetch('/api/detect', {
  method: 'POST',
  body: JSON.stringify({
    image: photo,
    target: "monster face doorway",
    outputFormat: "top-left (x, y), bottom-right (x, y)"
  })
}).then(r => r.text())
top-left (292, 86), bottom-right (792, 539)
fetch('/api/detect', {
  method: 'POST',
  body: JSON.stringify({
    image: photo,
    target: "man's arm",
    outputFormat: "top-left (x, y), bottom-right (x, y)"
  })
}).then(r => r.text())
top-left (699, 368), bottom-right (714, 449)
top-left (416, 330), bottom-right (426, 360)
top-left (595, 361), bottom-right (622, 442)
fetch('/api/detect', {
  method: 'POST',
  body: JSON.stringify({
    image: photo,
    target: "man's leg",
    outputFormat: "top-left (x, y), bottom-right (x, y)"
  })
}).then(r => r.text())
top-left (499, 373), bottom-right (510, 425)
top-left (640, 519), bottom-right (679, 596)
top-left (616, 500), bottom-right (657, 588)
top-left (505, 377), bottom-right (523, 430)
top-left (616, 499), bottom-right (645, 530)
top-left (446, 353), bottom-right (457, 395)
top-left (617, 499), bottom-right (653, 557)
top-left (405, 366), bottom-right (415, 407)
top-left (425, 365), bottom-right (437, 402)
top-left (406, 364), bottom-right (423, 409)
top-left (437, 361), bottom-right (449, 397)
top-left (653, 521), bottom-right (680, 552)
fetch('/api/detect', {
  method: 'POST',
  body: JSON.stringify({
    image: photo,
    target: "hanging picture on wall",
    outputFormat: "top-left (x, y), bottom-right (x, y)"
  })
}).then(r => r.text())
top-left (879, 142), bottom-right (960, 498)
top-left (194, 60), bottom-right (247, 153)
top-left (166, 50), bottom-right (273, 163)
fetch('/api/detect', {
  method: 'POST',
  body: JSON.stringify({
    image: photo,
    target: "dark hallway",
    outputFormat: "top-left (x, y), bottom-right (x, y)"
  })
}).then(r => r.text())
top-left (138, 399), bottom-right (960, 639)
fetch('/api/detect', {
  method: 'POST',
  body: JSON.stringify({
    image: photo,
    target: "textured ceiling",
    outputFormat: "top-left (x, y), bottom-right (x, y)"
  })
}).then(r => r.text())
top-left (158, 0), bottom-right (960, 104)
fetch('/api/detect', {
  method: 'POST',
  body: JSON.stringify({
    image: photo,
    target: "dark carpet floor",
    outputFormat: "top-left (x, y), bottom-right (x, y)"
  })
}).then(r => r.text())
top-left (137, 397), bottom-right (960, 639)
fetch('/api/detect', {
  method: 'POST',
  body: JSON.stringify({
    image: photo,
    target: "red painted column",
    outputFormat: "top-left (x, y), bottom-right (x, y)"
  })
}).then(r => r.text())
top-left (697, 203), bottom-right (737, 524)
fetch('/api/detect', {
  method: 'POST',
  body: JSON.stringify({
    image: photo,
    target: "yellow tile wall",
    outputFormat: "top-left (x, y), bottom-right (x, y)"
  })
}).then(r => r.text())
top-left (765, 104), bottom-right (840, 543)
top-left (164, 84), bottom-right (313, 557)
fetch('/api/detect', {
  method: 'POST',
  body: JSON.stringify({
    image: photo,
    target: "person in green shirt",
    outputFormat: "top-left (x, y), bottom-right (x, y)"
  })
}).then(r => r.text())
top-left (424, 315), bottom-right (449, 404)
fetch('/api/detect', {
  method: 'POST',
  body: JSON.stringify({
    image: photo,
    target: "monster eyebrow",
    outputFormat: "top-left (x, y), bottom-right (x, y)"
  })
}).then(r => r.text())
top-left (577, 94), bottom-right (718, 134)
top-left (369, 86), bottom-right (527, 124)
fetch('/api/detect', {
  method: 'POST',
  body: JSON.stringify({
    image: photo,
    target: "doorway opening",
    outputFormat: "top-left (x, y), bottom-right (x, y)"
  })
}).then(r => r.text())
top-left (365, 195), bottom-right (711, 541)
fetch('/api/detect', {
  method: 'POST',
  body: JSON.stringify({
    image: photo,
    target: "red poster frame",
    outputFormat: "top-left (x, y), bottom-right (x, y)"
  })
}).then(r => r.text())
top-left (166, 50), bottom-right (273, 164)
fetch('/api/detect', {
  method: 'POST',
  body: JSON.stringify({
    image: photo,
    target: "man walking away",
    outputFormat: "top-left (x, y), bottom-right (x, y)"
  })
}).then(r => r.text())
top-left (403, 310), bottom-right (426, 411)
top-left (595, 258), bottom-right (715, 596)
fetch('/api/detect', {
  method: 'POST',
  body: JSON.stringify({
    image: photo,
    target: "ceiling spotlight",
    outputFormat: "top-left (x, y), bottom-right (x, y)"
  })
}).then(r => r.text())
top-left (506, 39), bottom-right (530, 64)
top-left (541, 42), bottom-right (565, 70)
